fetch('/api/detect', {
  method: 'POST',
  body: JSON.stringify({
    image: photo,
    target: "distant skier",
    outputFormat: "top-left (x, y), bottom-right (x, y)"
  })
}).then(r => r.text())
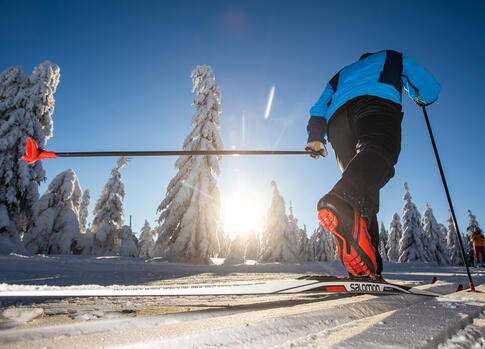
top-left (470, 227), bottom-right (485, 265)
top-left (305, 50), bottom-right (440, 279)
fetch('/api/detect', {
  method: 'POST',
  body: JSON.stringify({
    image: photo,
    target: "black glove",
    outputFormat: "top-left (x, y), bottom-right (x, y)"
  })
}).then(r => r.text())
top-left (306, 116), bottom-right (327, 143)
top-left (305, 116), bottom-right (328, 159)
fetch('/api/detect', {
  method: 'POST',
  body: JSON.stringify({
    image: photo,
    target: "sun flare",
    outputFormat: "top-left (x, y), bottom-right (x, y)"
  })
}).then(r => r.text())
top-left (223, 193), bottom-right (265, 239)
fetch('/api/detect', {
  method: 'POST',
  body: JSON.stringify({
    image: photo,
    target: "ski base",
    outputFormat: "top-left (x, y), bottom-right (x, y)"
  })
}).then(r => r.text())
top-left (0, 275), bottom-right (441, 298)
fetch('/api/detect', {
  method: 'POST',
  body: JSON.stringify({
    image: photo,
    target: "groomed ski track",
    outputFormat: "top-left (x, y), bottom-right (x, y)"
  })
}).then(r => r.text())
top-left (1, 255), bottom-right (484, 348)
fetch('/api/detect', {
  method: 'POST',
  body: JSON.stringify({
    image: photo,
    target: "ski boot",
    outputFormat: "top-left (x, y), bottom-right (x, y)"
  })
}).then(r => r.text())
top-left (347, 272), bottom-right (387, 283)
top-left (317, 194), bottom-right (378, 279)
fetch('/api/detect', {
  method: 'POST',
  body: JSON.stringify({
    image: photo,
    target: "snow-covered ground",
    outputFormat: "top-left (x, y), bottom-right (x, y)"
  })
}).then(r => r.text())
top-left (0, 254), bottom-right (484, 348)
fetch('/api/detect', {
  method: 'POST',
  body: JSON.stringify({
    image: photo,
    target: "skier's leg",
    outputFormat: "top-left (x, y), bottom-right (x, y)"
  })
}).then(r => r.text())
top-left (318, 96), bottom-right (401, 278)
top-left (475, 246), bottom-right (480, 264)
top-left (479, 246), bottom-right (485, 264)
top-left (319, 101), bottom-right (378, 278)
top-left (329, 95), bottom-right (403, 220)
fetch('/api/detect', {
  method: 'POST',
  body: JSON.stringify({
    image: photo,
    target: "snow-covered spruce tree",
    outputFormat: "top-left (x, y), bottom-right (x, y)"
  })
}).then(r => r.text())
top-left (305, 230), bottom-right (317, 261)
top-left (466, 209), bottom-right (481, 233)
top-left (259, 181), bottom-right (298, 262)
top-left (422, 204), bottom-right (450, 265)
top-left (386, 213), bottom-right (402, 262)
top-left (72, 189), bottom-right (93, 255)
top-left (379, 222), bottom-right (389, 262)
top-left (154, 65), bottom-right (223, 263)
top-left (0, 62), bottom-right (60, 254)
top-left (138, 219), bottom-right (155, 257)
top-left (309, 224), bottom-right (337, 262)
top-left (446, 214), bottom-right (462, 265)
top-left (119, 225), bottom-right (138, 257)
top-left (91, 157), bottom-right (128, 255)
top-left (79, 189), bottom-right (90, 233)
top-left (398, 182), bottom-right (428, 263)
top-left (297, 225), bottom-right (310, 261)
top-left (288, 201), bottom-right (308, 260)
top-left (224, 232), bottom-right (246, 264)
top-left (217, 231), bottom-right (231, 258)
top-left (245, 229), bottom-right (260, 260)
top-left (23, 169), bottom-right (82, 255)
top-left (325, 227), bottom-right (337, 261)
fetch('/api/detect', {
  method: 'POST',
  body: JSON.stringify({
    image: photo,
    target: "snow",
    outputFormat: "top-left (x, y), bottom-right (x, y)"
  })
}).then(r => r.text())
top-left (0, 253), bottom-right (484, 348)
top-left (1, 307), bottom-right (44, 323)
top-left (439, 312), bottom-right (485, 349)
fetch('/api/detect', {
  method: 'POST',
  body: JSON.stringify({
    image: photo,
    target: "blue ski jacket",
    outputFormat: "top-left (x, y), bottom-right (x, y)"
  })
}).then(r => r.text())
top-left (308, 50), bottom-right (440, 140)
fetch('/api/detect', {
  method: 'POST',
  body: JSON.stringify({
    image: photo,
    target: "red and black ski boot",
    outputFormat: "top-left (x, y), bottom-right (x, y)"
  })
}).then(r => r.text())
top-left (317, 194), bottom-right (378, 278)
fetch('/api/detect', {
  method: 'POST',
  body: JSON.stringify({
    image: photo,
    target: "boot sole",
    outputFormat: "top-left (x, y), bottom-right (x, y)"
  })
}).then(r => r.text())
top-left (318, 208), bottom-right (377, 278)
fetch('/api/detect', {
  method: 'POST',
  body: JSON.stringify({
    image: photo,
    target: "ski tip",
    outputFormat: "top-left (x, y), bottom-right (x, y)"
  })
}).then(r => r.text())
top-left (456, 284), bottom-right (464, 292)
top-left (431, 276), bottom-right (437, 284)
top-left (22, 137), bottom-right (57, 164)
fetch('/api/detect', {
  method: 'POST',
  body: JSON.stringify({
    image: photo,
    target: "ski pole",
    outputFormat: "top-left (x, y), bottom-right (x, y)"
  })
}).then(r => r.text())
top-left (421, 106), bottom-right (476, 292)
top-left (21, 138), bottom-right (318, 164)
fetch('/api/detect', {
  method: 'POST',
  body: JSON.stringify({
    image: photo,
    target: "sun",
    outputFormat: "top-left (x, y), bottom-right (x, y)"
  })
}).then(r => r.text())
top-left (223, 193), bottom-right (265, 239)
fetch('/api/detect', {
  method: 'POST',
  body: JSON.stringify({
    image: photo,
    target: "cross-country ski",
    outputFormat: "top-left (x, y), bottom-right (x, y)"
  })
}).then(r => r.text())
top-left (0, 275), bottom-right (441, 298)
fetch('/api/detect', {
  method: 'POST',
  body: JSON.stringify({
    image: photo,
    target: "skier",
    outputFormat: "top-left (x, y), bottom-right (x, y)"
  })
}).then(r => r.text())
top-left (470, 227), bottom-right (485, 266)
top-left (305, 50), bottom-right (440, 279)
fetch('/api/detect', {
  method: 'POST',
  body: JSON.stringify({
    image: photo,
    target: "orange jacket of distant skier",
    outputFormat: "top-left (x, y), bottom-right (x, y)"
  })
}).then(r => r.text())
top-left (470, 231), bottom-right (485, 247)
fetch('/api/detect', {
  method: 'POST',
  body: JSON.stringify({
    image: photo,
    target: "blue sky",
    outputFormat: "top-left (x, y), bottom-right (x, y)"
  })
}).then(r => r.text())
top-left (1, 0), bottom-right (484, 238)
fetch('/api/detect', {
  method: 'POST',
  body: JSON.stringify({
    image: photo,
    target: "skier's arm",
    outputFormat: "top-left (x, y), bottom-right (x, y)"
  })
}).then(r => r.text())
top-left (309, 82), bottom-right (335, 123)
top-left (307, 81), bottom-right (334, 142)
top-left (305, 82), bottom-right (334, 159)
top-left (402, 54), bottom-right (441, 106)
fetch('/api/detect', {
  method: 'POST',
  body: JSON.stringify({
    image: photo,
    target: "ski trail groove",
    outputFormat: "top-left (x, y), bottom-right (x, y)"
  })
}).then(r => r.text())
top-left (0, 293), bottom-right (427, 349)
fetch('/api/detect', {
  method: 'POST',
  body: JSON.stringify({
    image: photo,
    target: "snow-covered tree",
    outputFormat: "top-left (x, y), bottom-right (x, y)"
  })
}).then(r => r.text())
top-left (422, 204), bottom-right (450, 265)
top-left (446, 214), bottom-right (462, 265)
top-left (154, 66), bottom-right (223, 263)
top-left (119, 225), bottom-right (138, 257)
top-left (217, 231), bottom-right (231, 258)
top-left (259, 181), bottom-right (297, 262)
top-left (386, 213), bottom-right (402, 262)
top-left (224, 232), bottom-right (246, 263)
top-left (466, 209), bottom-right (481, 234)
top-left (79, 189), bottom-right (90, 233)
top-left (72, 228), bottom-right (94, 255)
top-left (296, 225), bottom-right (309, 261)
top-left (0, 62), bottom-right (60, 254)
top-left (287, 201), bottom-right (308, 260)
top-left (378, 221), bottom-right (389, 262)
top-left (138, 220), bottom-right (155, 257)
top-left (245, 229), bottom-right (260, 260)
top-left (91, 157), bottom-right (128, 255)
top-left (399, 182), bottom-right (428, 263)
top-left (23, 169), bottom-right (82, 255)
top-left (308, 224), bottom-right (337, 262)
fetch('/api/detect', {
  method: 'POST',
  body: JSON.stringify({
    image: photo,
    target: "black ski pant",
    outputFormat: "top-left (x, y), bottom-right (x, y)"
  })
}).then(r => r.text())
top-left (327, 95), bottom-right (403, 274)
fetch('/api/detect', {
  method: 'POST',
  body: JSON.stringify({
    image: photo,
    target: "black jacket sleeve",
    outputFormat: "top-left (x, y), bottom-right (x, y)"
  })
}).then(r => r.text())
top-left (307, 115), bottom-right (327, 143)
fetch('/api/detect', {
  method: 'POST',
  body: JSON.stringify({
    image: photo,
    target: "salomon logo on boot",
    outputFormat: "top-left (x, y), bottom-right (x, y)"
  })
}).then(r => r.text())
top-left (317, 195), bottom-right (378, 278)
